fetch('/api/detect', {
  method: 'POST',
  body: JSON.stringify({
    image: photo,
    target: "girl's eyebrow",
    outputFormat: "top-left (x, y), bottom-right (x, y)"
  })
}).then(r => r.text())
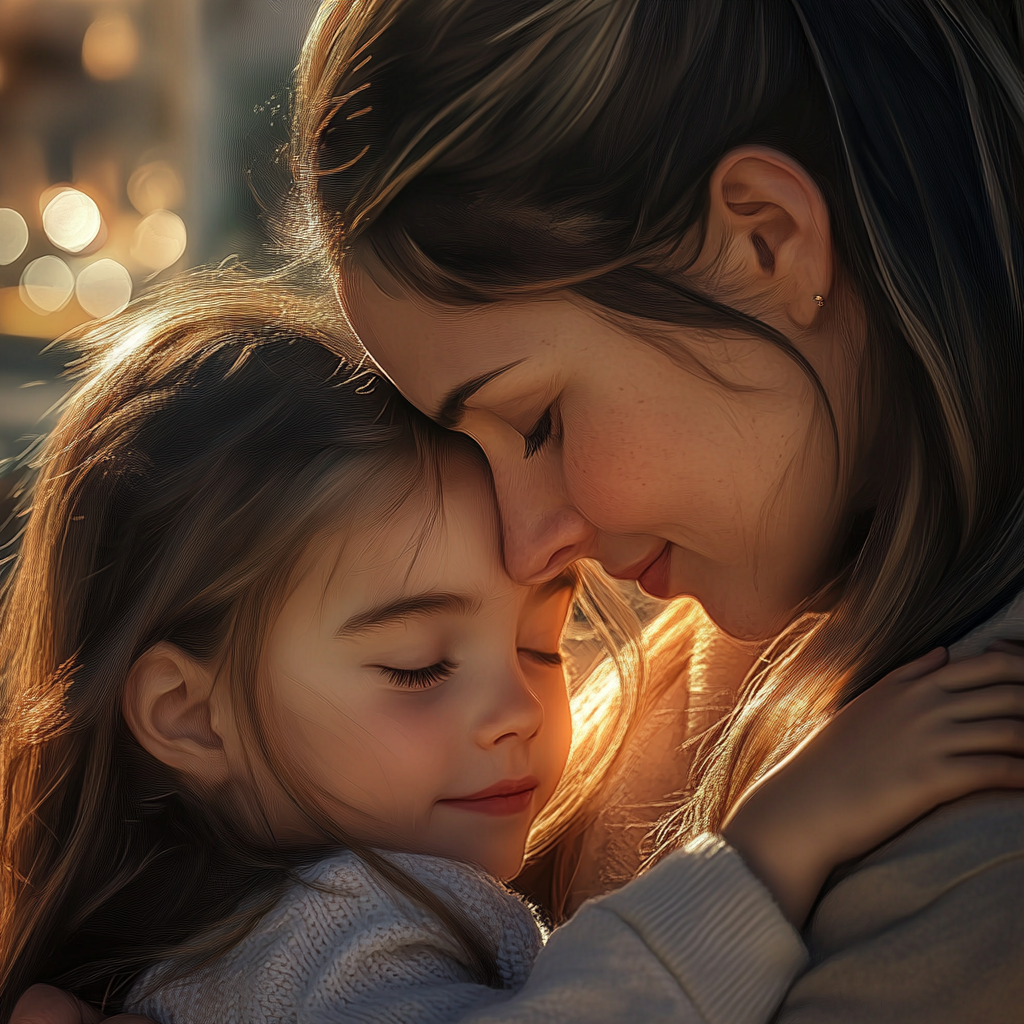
top-left (335, 592), bottom-right (480, 638)
top-left (436, 360), bottom-right (524, 427)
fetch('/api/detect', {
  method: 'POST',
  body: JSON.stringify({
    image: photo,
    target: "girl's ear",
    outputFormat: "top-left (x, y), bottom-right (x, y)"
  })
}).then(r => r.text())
top-left (700, 146), bottom-right (833, 327)
top-left (123, 641), bottom-right (232, 787)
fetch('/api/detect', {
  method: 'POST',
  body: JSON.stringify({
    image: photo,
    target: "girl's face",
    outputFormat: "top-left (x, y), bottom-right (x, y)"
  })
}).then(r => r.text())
top-left (262, 455), bottom-right (574, 880)
top-left (343, 269), bottom-right (860, 641)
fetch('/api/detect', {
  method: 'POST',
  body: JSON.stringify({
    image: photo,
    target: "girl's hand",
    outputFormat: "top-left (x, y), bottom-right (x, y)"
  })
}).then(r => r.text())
top-left (722, 647), bottom-right (1024, 927)
top-left (7, 986), bottom-right (150, 1024)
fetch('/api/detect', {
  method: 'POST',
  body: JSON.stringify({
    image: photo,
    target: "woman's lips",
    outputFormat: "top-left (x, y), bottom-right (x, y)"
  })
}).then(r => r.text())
top-left (637, 542), bottom-right (672, 598)
top-left (438, 777), bottom-right (539, 816)
top-left (610, 542), bottom-right (673, 594)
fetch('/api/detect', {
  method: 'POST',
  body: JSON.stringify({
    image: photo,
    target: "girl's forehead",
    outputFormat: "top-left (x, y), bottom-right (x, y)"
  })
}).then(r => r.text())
top-left (299, 455), bottom-right (518, 618)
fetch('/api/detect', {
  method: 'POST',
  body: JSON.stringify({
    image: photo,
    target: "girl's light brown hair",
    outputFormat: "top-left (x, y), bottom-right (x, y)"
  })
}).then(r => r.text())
top-left (0, 270), bottom-right (646, 1010)
top-left (290, 0), bottom-right (1024, 843)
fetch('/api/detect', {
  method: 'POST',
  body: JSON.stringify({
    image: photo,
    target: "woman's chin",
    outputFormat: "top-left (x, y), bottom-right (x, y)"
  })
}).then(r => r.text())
top-left (698, 595), bottom-right (801, 643)
top-left (669, 573), bottom-right (801, 643)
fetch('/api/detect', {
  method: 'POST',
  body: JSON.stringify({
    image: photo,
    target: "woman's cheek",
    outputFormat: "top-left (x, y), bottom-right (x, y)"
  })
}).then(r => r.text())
top-left (562, 413), bottom-right (677, 532)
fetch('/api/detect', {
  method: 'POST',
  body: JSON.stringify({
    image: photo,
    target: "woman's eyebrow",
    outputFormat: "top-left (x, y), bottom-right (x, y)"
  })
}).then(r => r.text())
top-left (435, 360), bottom-right (524, 427)
top-left (335, 592), bottom-right (480, 638)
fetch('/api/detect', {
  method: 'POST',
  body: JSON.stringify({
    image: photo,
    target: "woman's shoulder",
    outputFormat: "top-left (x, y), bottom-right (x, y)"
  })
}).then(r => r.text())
top-left (810, 791), bottom-right (1024, 954)
top-left (785, 792), bottom-right (1024, 1020)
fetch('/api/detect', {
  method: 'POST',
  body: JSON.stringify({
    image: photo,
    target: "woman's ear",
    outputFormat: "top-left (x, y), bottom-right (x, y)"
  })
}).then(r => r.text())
top-left (701, 146), bottom-right (832, 327)
top-left (123, 641), bottom-right (232, 787)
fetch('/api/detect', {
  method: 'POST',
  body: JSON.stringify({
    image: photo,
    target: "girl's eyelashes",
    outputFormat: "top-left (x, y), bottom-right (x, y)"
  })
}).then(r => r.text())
top-left (523, 405), bottom-right (555, 458)
top-left (375, 659), bottom-right (457, 689)
top-left (520, 648), bottom-right (563, 667)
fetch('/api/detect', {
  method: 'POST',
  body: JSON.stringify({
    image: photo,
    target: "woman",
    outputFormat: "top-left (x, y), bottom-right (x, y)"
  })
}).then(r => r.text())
top-left (10, 0), bottom-right (1024, 1021)
top-left (285, 0), bottom-right (1024, 1018)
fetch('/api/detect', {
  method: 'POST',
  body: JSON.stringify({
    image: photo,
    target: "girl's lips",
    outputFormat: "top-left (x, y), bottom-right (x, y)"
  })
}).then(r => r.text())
top-left (438, 777), bottom-right (539, 816)
top-left (637, 542), bottom-right (672, 598)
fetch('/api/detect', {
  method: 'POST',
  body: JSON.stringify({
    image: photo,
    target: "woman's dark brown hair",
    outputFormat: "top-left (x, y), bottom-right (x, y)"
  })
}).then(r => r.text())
top-left (290, 0), bottom-right (1024, 838)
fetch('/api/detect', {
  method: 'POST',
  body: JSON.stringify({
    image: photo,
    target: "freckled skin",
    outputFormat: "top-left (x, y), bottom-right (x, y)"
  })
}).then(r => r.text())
top-left (344, 268), bottom-right (857, 641)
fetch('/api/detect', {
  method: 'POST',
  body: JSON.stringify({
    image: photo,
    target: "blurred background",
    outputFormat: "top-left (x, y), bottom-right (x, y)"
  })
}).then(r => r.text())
top-left (0, 0), bottom-right (320, 544)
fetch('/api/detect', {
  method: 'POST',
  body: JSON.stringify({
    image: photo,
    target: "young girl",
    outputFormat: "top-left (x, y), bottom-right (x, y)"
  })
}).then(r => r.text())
top-left (3, 274), bottom-right (1024, 1024)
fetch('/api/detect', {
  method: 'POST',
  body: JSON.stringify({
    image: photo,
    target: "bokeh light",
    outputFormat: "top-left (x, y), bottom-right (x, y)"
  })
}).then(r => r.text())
top-left (20, 256), bottom-right (75, 314)
top-left (0, 209), bottom-right (29, 265)
top-left (127, 161), bottom-right (185, 215)
top-left (82, 13), bottom-right (140, 81)
top-left (131, 209), bottom-right (187, 271)
top-left (76, 259), bottom-right (133, 319)
top-left (42, 189), bottom-right (102, 253)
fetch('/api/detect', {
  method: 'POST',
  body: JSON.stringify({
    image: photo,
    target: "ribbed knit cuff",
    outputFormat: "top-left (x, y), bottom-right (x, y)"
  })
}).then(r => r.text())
top-left (602, 834), bottom-right (807, 1024)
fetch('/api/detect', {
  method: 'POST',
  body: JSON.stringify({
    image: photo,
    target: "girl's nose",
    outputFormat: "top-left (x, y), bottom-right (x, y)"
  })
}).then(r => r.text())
top-left (473, 667), bottom-right (545, 749)
top-left (487, 447), bottom-right (597, 584)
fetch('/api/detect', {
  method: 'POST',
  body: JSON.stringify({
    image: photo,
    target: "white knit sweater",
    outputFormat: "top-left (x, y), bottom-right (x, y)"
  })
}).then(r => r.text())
top-left (128, 851), bottom-right (545, 1024)
top-left (126, 836), bottom-right (806, 1024)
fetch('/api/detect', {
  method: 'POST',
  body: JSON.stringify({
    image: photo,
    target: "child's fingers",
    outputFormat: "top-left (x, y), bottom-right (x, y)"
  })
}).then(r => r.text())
top-left (9, 985), bottom-right (104, 1024)
top-left (924, 651), bottom-right (1024, 692)
top-left (942, 716), bottom-right (1024, 755)
top-left (882, 646), bottom-right (948, 684)
top-left (939, 682), bottom-right (1024, 721)
top-left (987, 638), bottom-right (1024, 656)
top-left (941, 754), bottom-right (1024, 796)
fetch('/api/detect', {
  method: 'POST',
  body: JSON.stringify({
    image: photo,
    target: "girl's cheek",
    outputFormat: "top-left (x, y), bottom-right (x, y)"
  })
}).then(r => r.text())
top-left (362, 702), bottom-right (462, 779)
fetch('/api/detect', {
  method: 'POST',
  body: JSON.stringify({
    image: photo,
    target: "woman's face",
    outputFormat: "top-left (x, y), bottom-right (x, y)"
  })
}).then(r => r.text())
top-left (344, 268), bottom-right (860, 641)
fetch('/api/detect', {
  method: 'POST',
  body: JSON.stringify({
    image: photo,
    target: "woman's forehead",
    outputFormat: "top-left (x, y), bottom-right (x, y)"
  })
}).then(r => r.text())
top-left (341, 266), bottom-right (570, 415)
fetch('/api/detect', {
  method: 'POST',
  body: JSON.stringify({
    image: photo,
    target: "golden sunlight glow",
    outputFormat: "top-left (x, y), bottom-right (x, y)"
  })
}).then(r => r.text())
top-left (98, 321), bottom-right (152, 379)
top-left (75, 258), bottom-right (133, 319)
top-left (20, 255), bottom-right (75, 314)
top-left (82, 13), bottom-right (140, 81)
top-left (127, 160), bottom-right (185, 215)
top-left (0, 208), bottom-right (29, 265)
top-left (42, 188), bottom-right (102, 253)
top-left (130, 209), bottom-right (187, 271)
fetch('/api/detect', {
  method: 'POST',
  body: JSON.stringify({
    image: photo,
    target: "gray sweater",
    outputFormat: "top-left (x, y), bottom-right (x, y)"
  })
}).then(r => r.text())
top-left (775, 588), bottom-right (1024, 1023)
top-left (127, 835), bottom-right (806, 1024)
top-left (129, 591), bottom-right (1024, 1024)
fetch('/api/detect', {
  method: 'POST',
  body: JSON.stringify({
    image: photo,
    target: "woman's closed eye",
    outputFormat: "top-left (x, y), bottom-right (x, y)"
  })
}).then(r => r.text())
top-left (374, 659), bottom-right (457, 689)
top-left (523, 405), bottom-right (555, 458)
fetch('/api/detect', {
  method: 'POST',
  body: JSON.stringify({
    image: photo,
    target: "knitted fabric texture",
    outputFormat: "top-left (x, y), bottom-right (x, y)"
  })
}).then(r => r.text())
top-left (126, 850), bottom-right (545, 1024)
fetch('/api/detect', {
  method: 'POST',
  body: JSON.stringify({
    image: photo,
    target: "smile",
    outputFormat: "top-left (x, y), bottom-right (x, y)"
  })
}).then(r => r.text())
top-left (437, 776), bottom-right (539, 816)
top-left (637, 541), bottom-right (673, 599)
top-left (611, 542), bottom-right (672, 590)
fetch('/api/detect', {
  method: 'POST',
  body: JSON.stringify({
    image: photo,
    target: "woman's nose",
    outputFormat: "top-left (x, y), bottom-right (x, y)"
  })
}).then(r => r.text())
top-left (487, 447), bottom-right (597, 584)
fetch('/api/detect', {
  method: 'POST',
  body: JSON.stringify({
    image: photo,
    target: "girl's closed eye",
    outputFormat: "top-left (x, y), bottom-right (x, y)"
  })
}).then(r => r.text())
top-left (374, 659), bottom-right (457, 690)
top-left (519, 648), bottom-right (563, 667)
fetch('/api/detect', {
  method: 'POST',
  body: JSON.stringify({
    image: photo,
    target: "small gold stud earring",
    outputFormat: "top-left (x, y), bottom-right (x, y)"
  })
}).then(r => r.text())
top-left (814, 294), bottom-right (825, 307)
